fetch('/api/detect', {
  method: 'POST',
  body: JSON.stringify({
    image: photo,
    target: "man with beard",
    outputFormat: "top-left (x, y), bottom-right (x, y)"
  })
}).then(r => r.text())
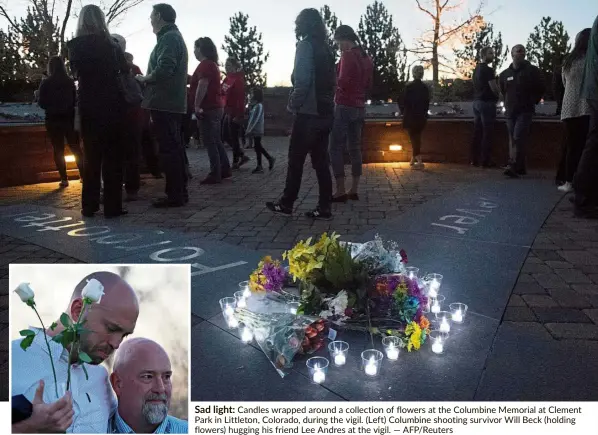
top-left (109, 338), bottom-right (187, 433)
top-left (12, 272), bottom-right (139, 433)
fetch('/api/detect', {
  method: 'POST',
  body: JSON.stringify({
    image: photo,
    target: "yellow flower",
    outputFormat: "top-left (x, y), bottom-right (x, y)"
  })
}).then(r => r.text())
top-left (405, 321), bottom-right (422, 352)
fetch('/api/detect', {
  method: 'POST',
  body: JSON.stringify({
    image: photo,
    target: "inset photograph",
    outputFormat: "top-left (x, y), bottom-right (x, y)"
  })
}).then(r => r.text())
top-left (10, 264), bottom-right (189, 434)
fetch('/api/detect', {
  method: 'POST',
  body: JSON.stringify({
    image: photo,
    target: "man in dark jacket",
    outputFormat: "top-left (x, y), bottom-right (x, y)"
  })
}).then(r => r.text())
top-left (266, 8), bottom-right (336, 220)
top-left (136, 3), bottom-right (189, 208)
top-left (399, 65), bottom-right (430, 169)
top-left (499, 44), bottom-right (545, 177)
top-left (572, 15), bottom-right (598, 218)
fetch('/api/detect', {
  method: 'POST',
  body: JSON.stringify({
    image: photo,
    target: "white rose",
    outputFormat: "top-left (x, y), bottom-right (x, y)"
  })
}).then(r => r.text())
top-left (14, 282), bottom-right (35, 302)
top-left (81, 279), bottom-right (105, 303)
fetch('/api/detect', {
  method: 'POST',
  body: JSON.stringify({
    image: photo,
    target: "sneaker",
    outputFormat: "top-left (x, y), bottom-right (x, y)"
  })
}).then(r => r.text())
top-left (266, 201), bottom-right (292, 217)
top-left (239, 155), bottom-right (250, 168)
top-left (59, 179), bottom-right (69, 187)
top-left (268, 157), bottom-right (276, 171)
top-left (252, 167), bottom-right (264, 174)
top-left (305, 207), bottom-right (333, 220)
top-left (558, 182), bottom-right (573, 193)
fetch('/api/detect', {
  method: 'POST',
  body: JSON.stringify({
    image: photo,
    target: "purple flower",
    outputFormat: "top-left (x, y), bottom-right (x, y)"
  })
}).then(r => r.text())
top-left (262, 262), bottom-right (287, 292)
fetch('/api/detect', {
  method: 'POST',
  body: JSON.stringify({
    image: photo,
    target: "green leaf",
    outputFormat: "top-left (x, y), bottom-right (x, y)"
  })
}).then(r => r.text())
top-left (60, 313), bottom-right (72, 328)
top-left (50, 322), bottom-right (58, 331)
top-left (81, 363), bottom-right (89, 381)
top-left (78, 351), bottom-right (92, 363)
top-left (62, 329), bottom-right (75, 345)
top-left (20, 334), bottom-right (34, 351)
top-left (51, 332), bottom-right (63, 344)
top-left (19, 329), bottom-right (36, 337)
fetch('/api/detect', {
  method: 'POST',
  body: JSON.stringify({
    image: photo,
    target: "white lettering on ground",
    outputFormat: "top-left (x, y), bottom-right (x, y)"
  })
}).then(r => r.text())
top-left (150, 247), bottom-right (205, 262)
top-left (431, 197), bottom-right (498, 235)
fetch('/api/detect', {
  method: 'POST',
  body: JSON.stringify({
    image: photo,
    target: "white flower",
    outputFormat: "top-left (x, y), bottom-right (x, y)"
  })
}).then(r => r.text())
top-left (81, 279), bottom-right (104, 303)
top-left (329, 290), bottom-right (349, 315)
top-left (14, 282), bottom-right (35, 302)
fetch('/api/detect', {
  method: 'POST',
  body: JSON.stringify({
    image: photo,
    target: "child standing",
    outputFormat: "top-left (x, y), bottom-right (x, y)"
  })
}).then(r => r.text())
top-left (246, 88), bottom-right (275, 173)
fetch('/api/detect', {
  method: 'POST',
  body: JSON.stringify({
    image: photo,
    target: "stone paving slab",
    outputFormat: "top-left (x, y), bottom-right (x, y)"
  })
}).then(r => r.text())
top-left (475, 321), bottom-right (598, 400)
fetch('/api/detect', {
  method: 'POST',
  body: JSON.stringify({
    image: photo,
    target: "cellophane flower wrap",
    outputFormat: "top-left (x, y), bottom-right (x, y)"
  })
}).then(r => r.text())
top-left (234, 308), bottom-right (328, 378)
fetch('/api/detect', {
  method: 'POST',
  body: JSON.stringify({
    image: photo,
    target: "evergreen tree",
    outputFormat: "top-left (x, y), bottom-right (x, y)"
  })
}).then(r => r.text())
top-left (454, 22), bottom-right (508, 79)
top-left (320, 5), bottom-right (341, 62)
top-left (222, 12), bottom-right (270, 91)
top-left (526, 16), bottom-right (570, 74)
top-left (0, 29), bottom-right (24, 84)
top-left (357, 1), bottom-right (407, 100)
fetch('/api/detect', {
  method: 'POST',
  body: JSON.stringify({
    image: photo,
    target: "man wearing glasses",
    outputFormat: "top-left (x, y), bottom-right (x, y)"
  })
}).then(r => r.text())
top-left (499, 45), bottom-right (545, 178)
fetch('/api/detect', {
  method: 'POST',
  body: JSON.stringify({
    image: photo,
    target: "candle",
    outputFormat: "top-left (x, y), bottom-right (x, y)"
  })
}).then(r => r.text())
top-left (290, 306), bottom-right (297, 315)
top-left (432, 342), bottom-right (444, 354)
top-left (334, 354), bottom-right (346, 366)
top-left (228, 317), bottom-right (239, 328)
top-left (440, 318), bottom-right (450, 333)
top-left (313, 367), bottom-right (325, 383)
top-left (365, 356), bottom-right (377, 376)
top-left (386, 345), bottom-right (399, 360)
top-left (224, 305), bottom-right (234, 316)
top-left (237, 298), bottom-right (246, 308)
top-left (452, 309), bottom-right (463, 323)
top-left (409, 271), bottom-right (415, 279)
top-left (243, 287), bottom-right (251, 299)
top-left (431, 300), bottom-right (440, 313)
top-left (241, 327), bottom-right (253, 343)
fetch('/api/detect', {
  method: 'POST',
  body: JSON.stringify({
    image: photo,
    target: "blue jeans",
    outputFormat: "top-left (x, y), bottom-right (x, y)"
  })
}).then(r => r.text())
top-left (199, 108), bottom-right (230, 180)
top-left (506, 112), bottom-right (533, 173)
top-left (329, 105), bottom-right (365, 178)
top-left (471, 100), bottom-right (497, 165)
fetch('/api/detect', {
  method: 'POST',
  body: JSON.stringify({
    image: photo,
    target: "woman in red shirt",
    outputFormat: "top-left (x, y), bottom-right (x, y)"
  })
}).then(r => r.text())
top-left (222, 57), bottom-right (249, 169)
top-left (329, 25), bottom-right (373, 202)
top-left (191, 37), bottom-right (231, 184)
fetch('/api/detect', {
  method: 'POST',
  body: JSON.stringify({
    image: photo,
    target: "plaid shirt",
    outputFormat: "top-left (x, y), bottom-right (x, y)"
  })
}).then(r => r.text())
top-left (109, 411), bottom-right (188, 434)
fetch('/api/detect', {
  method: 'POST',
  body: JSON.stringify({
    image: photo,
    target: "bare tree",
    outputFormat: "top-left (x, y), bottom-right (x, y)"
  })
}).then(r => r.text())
top-left (411, 0), bottom-right (485, 84)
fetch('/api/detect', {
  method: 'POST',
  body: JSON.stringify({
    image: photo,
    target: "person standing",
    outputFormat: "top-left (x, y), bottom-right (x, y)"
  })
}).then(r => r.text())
top-left (555, 29), bottom-right (592, 193)
top-left (572, 16), bottom-right (598, 218)
top-left (400, 65), bottom-right (430, 170)
top-left (37, 56), bottom-right (85, 188)
top-left (246, 87), bottom-right (274, 173)
top-left (222, 57), bottom-right (250, 169)
top-left (191, 37), bottom-right (232, 184)
top-left (136, 3), bottom-right (189, 208)
top-left (266, 8), bottom-right (336, 220)
top-left (499, 45), bottom-right (545, 178)
top-left (329, 25), bottom-right (373, 202)
top-left (67, 4), bottom-right (128, 218)
top-left (471, 47), bottom-right (500, 167)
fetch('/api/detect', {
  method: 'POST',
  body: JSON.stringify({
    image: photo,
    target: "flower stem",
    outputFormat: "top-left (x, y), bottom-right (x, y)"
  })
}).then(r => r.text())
top-left (67, 300), bottom-right (88, 392)
top-left (32, 306), bottom-right (59, 399)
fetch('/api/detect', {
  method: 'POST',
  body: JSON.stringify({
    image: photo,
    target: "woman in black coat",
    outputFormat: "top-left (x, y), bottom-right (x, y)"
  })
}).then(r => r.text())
top-left (67, 4), bottom-right (129, 218)
top-left (38, 56), bottom-right (85, 187)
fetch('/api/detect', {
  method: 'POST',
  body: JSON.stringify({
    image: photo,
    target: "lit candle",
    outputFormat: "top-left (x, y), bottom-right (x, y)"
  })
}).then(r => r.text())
top-left (429, 280), bottom-right (439, 298)
top-left (365, 356), bottom-right (377, 376)
top-left (452, 309), bottom-right (463, 323)
top-left (432, 341), bottom-right (444, 354)
top-left (431, 300), bottom-right (440, 313)
top-left (224, 305), bottom-right (234, 316)
top-left (409, 271), bottom-right (415, 279)
top-left (243, 286), bottom-right (251, 299)
top-left (386, 345), bottom-right (399, 360)
top-left (334, 354), bottom-right (346, 366)
top-left (439, 317), bottom-right (450, 333)
top-left (228, 317), bottom-right (239, 328)
top-left (241, 327), bottom-right (253, 343)
top-left (290, 306), bottom-right (297, 315)
top-left (313, 367), bottom-right (325, 383)
top-left (237, 298), bottom-right (247, 308)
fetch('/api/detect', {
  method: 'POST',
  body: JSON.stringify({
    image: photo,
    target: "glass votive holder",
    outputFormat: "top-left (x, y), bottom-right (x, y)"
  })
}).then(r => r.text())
top-left (234, 291), bottom-right (247, 308)
top-left (306, 356), bottom-right (329, 384)
top-left (435, 311), bottom-right (452, 333)
top-left (361, 349), bottom-right (383, 377)
top-left (287, 301), bottom-right (300, 315)
top-left (425, 273), bottom-right (443, 298)
top-left (405, 267), bottom-right (419, 280)
top-left (219, 297), bottom-right (238, 328)
top-left (429, 330), bottom-right (448, 354)
top-left (239, 281), bottom-right (251, 299)
top-left (382, 336), bottom-right (400, 361)
top-left (240, 325), bottom-right (253, 343)
top-left (328, 341), bottom-right (349, 366)
top-left (430, 295), bottom-right (446, 314)
top-left (449, 303), bottom-right (468, 323)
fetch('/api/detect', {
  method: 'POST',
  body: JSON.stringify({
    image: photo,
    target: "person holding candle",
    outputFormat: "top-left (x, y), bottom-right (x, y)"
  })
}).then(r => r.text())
top-left (109, 338), bottom-right (188, 433)
top-left (12, 272), bottom-right (140, 433)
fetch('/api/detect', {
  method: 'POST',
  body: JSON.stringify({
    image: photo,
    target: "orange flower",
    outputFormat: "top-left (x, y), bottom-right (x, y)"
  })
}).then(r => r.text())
top-left (419, 315), bottom-right (430, 331)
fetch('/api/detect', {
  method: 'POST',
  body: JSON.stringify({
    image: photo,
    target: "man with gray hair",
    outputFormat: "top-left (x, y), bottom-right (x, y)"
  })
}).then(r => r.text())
top-left (109, 338), bottom-right (187, 433)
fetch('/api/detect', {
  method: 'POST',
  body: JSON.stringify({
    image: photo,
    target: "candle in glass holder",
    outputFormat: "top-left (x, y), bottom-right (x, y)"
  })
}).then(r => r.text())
top-left (440, 318), bottom-right (450, 333)
top-left (334, 354), bottom-right (346, 366)
top-left (365, 356), bottom-right (377, 376)
top-left (227, 316), bottom-right (239, 328)
top-left (382, 336), bottom-right (400, 361)
top-left (435, 311), bottom-right (451, 333)
top-left (386, 345), bottom-right (399, 360)
top-left (432, 341), bottom-right (443, 354)
top-left (234, 291), bottom-right (247, 308)
top-left (405, 267), bottom-right (419, 280)
top-left (306, 357), bottom-right (329, 384)
top-left (241, 327), bottom-right (253, 343)
top-left (287, 301), bottom-right (300, 315)
top-left (430, 295), bottom-right (445, 314)
top-left (425, 273), bottom-right (443, 298)
top-left (449, 303), bottom-right (468, 324)
top-left (224, 306), bottom-right (234, 316)
top-left (239, 281), bottom-right (251, 299)
top-left (313, 366), bottom-right (325, 383)
top-left (430, 330), bottom-right (448, 354)
top-left (361, 350), bottom-right (383, 377)
top-left (328, 341), bottom-right (349, 367)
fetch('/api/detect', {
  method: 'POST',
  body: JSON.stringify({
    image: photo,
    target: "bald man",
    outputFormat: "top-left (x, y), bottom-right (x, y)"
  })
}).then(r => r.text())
top-left (12, 271), bottom-right (139, 433)
top-left (109, 338), bottom-right (187, 433)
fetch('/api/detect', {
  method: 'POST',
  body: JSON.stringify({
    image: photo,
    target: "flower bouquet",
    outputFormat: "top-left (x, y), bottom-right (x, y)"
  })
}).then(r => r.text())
top-left (234, 308), bottom-right (328, 378)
